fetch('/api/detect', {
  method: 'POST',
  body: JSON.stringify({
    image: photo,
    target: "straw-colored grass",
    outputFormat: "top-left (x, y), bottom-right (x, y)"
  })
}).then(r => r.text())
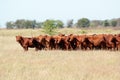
top-left (0, 28), bottom-right (120, 80)
top-left (0, 27), bottom-right (120, 37)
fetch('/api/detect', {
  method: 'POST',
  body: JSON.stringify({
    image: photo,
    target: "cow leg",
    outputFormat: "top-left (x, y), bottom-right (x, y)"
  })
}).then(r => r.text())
top-left (35, 48), bottom-right (38, 51)
top-left (88, 44), bottom-right (94, 50)
top-left (23, 46), bottom-right (28, 51)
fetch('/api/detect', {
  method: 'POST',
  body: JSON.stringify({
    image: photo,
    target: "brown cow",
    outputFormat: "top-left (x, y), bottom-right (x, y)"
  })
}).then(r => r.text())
top-left (114, 34), bottom-right (120, 50)
top-left (16, 36), bottom-right (40, 51)
top-left (68, 34), bottom-right (79, 50)
top-left (44, 35), bottom-right (56, 50)
top-left (36, 35), bottom-right (47, 50)
top-left (87, 34), bottom-right (106, 50)
top-left (36, 35), bottom-right (56, 50)
top-left (76, 35), bottom-right (92, 50)
top-left (104, 34), bottom-right (117, 50)
top-left (54, 34), bottom-right (70, 50)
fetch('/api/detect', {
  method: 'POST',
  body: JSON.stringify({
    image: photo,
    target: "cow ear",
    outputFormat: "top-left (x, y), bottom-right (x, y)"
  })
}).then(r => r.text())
top-left (17, 36), bottom-right (22, 40)
top-left (16, 36), bottom-right (19, 39)
top-left (20, 36), bottom-right (23, 40)
top-left (69, 34), bottom-right (73, 36)
top-left (44, 35), bottom-right (48, 37)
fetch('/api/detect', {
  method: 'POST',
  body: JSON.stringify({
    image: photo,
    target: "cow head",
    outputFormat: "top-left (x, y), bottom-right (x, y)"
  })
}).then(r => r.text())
top-left (16, 36), bottom-right (23, 42)
top-left (69, 34), bottom-right (75, 42)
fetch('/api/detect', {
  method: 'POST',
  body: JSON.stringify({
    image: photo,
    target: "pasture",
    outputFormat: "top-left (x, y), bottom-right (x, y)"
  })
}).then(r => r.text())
top-left (0, 28), bottom-right (120, 80)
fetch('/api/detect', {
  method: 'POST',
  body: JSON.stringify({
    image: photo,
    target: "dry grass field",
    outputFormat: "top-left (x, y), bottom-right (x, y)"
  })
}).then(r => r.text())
top-left (0, 28), bottom-right (120, 80)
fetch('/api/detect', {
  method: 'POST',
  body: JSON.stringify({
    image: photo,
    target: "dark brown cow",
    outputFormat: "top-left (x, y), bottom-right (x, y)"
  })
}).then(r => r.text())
top-left (16, 36), bottom-right (40, 51)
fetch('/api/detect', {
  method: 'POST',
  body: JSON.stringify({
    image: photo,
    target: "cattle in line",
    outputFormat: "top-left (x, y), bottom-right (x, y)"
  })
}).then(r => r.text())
top-left (16, 34), bottom-right (120, 51)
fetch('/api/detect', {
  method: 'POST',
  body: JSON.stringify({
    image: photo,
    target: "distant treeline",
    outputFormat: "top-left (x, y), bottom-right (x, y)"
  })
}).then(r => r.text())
top-left (6, 18), bottom-right (120, 29)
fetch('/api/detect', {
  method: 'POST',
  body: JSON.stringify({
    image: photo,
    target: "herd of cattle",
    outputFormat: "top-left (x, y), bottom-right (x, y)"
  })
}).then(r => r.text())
top-left (16, 34), bottom-right (120, 51)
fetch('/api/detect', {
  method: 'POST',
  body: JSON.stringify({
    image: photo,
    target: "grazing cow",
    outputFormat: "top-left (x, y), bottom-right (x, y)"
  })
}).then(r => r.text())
top-left (16, 36), bottom-right (40, 51)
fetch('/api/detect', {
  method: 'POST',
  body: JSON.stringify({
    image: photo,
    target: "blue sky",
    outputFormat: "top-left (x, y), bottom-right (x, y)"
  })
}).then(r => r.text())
top-left (0, 0), bottom-right (120, 27)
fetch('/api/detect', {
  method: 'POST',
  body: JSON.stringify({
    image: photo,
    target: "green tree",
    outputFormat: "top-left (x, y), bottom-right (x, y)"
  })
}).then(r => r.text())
top-left (116, 18), bottom-right (120, 26)
top-left (14, 19), bottom-right (36, 29)
top-left (55, 20), bottom-right (64, 28)
top-left (36, 22), bottom-right (43, 28)
top-left (32, 20), bottom-right (36, 29)
top-left (77, 18), bottom-right (90, 28)
top-left (25, 20), bottom-right (33, 29)
top-left (102, 20), bottom-right (110, 27)
top-left (90, 20), bottom-right (102, 27)
top-left (15, 19), bottom-right (25, 29)
top-left (43, 20), bottom-right (57, 35)
top-left (6, 21), bottom-right (14, 29)
top-left (110, 20), bottom-right (117, 27)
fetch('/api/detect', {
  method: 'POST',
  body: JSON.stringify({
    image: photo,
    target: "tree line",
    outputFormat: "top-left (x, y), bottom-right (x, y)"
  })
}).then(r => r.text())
top-left (6, 18), bottom-right (120, 29)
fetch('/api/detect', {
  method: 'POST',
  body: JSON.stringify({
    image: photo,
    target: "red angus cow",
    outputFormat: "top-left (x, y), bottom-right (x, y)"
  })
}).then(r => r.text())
top-left (37, 35), bottom-right (47, 50)
top-left (87, 34), bottom-right (106, 50)
top-left (54, 34), bottom-right (69, 50)
top-left (104, 34), bottom-right (117, 50)
top-left (44, 35), bottom-right (56, 50)
top-left (68, 34), bottom-right (79, 50)
top-left (76, 35), bottom-right (92, 50)
top-left (115, 34), bottom-right (120, 50)
top-left (37, 35), bottom-right (56, 50)
top-left (16, 36), bottom-right (40, 51)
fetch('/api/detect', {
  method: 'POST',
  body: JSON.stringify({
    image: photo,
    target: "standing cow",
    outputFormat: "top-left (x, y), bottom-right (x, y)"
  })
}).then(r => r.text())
top-left (16, 36), bottom-right (40, 51)
top-left (104, 34), bottom-right (118, 50)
